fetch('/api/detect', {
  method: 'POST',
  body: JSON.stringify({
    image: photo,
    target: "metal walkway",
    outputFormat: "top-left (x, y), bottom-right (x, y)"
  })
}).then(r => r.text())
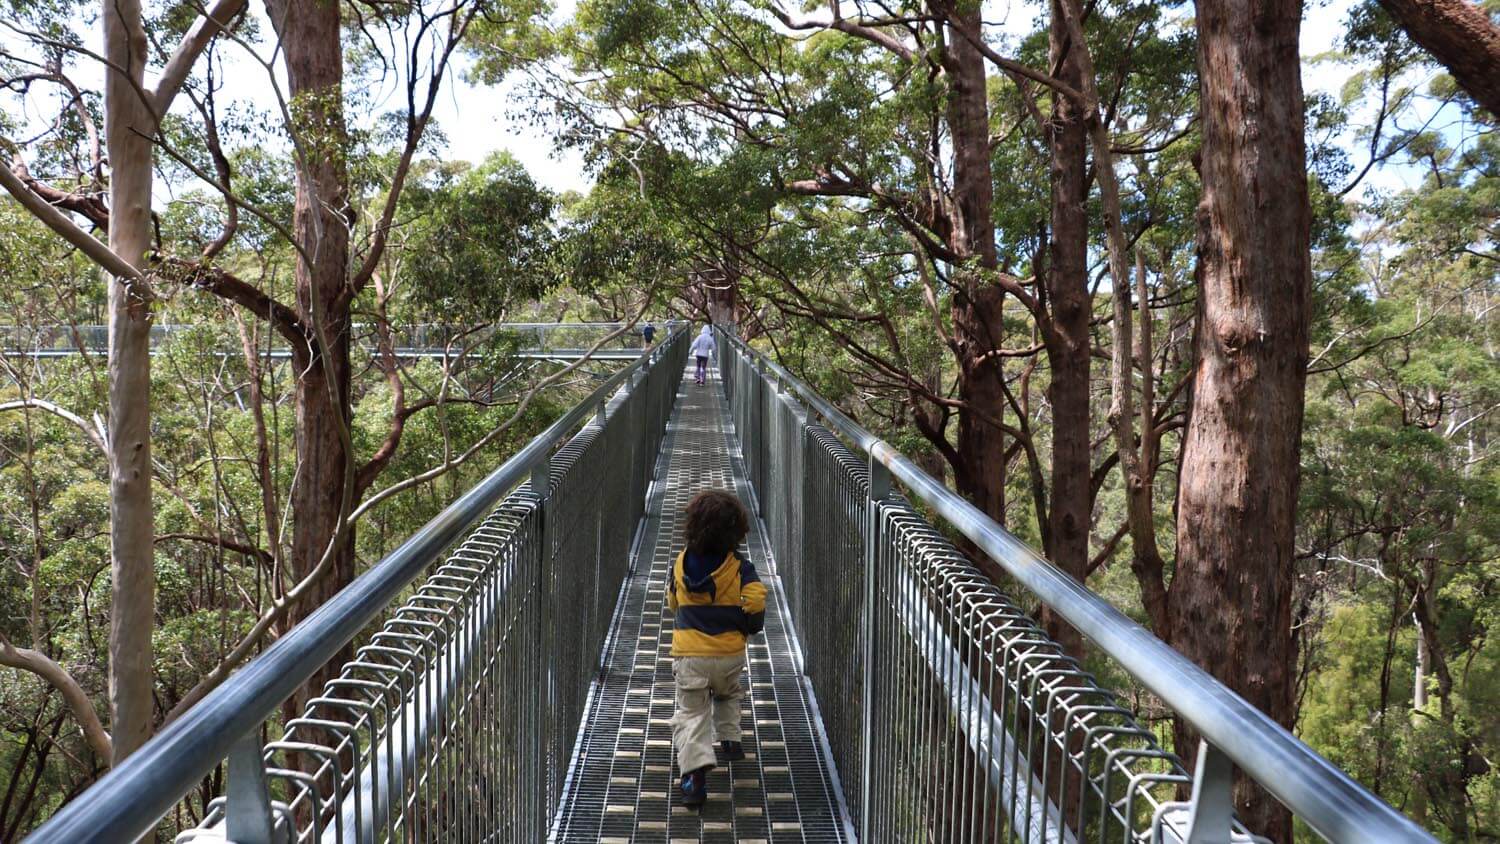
top-left (29, 324), bottom-right (1437, 844)
top-left (554, 364), bottom-right (851, 842)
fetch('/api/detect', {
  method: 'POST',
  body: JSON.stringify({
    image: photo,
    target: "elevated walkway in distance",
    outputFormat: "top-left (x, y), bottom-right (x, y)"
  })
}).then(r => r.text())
top-left (553, 363), bottom-right (852, 843)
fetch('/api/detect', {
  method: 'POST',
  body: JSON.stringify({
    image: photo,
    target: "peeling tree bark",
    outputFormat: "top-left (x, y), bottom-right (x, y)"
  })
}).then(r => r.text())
top-left (1170, 0), bottom-right (1311, 837)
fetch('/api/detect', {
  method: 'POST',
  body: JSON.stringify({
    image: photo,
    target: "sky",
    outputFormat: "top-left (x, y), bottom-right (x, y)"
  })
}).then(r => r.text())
top-left (0, 0), bottom-right (1440, 200)
top-left (480, 0), bottom-right (1432, 197)
top-left (475, 0), bottom-right (1370, 194)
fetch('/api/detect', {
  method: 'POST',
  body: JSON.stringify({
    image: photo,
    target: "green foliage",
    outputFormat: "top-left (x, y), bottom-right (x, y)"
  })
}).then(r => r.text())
top-left (400, 153), bottom-right (560, 321)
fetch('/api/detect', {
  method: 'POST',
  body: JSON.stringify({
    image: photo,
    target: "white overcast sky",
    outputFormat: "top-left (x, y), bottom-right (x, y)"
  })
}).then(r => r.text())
top-left (2, 0), bottom-right (1431, 198)
top-left (454, 0), bottom-right (1435, 197)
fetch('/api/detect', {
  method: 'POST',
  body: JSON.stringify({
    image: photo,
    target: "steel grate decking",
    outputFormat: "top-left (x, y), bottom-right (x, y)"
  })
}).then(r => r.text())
top-left (552, 364), bottom-right (853, 843)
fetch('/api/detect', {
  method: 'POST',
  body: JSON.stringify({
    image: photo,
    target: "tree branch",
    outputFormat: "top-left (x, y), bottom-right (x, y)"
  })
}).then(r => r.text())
top-left (157, 258), bottom-right (310, 351)
top-left (1377, 0), bottom-right (1500, 117)
top-left (0, 398), bottom-right (108, 455)
top-left (151, 0), bottom-right (248, 118)
top-left (769, 4), bottom-right (916, 61)
top-left (0, 157), bottom-right (144, 286)
top-left (0, 634), bottom-right (112, 762)
top-left (154, 532), bottom-right (272, 565)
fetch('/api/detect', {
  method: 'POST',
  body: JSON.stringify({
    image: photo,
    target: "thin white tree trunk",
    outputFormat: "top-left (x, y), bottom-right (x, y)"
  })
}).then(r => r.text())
top-left (103, 0), bottom-right (157, 766)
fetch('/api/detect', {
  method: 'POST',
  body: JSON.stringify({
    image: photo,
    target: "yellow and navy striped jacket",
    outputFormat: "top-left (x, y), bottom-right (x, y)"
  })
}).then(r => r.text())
top-left (666, 550), bottom-right (767, 657)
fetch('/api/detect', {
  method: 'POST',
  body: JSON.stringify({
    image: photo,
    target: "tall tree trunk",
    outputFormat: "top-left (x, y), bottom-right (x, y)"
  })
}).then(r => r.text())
top-left (952, 288), bottom-right (1008, 527)
top-left (268, 0), bottom-right (355, 716)
top-left (940, 1), bottom-right (1009, 532)
top-left (1040, 0), bottom-right (1091, 657)
top-left (1376, 0), bottom-right (1500, 117)
top-left (1127, 252), bottom-right (1170, 634)
top-left (1409, 568), bottom-right (1485, 841)
top-left (103, 0), bottom-right (157, 767)
top-left (1411, 614), bottom-right (1429, 824)
top-left (1170, 0), bottom-right (1310, 837)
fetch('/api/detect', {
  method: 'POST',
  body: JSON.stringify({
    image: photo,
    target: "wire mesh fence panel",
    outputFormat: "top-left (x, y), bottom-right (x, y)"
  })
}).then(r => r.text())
top-left (37, 323), bottom-right (1433, 844)
top-left (714, 330), bottom-right (1293, 844)
top-left (162, 335), bottom-right (688, 844)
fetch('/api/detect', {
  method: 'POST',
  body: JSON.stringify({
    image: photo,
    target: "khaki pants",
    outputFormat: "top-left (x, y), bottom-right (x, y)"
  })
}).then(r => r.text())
top-left (672, 654), bottom-right (745, 773)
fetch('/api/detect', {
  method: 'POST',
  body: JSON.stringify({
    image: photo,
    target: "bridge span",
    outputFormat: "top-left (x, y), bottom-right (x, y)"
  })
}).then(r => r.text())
top-left (25, 326), bottom-right (1434, 843)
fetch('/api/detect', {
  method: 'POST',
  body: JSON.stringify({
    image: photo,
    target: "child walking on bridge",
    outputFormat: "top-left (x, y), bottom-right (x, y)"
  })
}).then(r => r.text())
top-left (668, 490), bottom-right (766, 808)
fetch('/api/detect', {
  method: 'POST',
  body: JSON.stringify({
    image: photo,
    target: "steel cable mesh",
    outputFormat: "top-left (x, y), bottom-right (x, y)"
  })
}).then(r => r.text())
top-left (797, 427), bottom-right (869, 821)
top-left (178, 343), bottom-right (683, 844)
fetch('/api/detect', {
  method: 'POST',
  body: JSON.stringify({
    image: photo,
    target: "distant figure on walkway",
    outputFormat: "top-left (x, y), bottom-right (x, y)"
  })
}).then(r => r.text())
top-left (667, 490), bottom-right (765, 808)
top-left (641, 322), bottom-right (655, 347)
top-left (689, 325), bottom-right (715, 385)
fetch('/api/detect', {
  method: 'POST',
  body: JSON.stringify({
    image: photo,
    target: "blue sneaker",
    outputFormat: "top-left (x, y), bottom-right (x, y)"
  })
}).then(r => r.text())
top-left (679, 766), bottom-right (709, 808)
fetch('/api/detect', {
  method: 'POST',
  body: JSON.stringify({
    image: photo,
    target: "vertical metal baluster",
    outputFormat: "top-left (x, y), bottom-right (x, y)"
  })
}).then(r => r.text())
top-left (1183, 741), bottom-right (1234, 844)
top-left (530, 458), bottom-right (550, 840)
top-left (226, 733), bottom-right (275, 844)
top-left (860, 453), bottom-right (890, 840)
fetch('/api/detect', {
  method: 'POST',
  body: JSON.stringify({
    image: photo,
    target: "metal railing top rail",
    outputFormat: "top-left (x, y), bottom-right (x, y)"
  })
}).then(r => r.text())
top-left (26, 326), bottom-right (687, 844)
top-left (0, 320), bottom-right (679, 347)
top-left (715, 328), bottom-right (1433, 844)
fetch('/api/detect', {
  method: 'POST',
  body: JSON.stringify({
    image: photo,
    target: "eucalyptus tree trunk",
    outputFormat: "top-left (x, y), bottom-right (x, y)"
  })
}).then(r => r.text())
top-left (1170, 0), bottom-right (1310, 837)
top-left (939, 1), bottom-right (1008, 532)
top-left (1039, 0), bottom-right (1091, 657)
top-left (267, 0), bottom-right (356, 715)
top-left (102, 0), bottom-right (157, 767)
top-left (1121, 252), bottom-right (1169, 635)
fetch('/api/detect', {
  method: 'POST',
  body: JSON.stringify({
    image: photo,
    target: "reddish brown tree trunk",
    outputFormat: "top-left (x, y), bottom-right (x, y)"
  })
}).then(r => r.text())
top-left (268, 0), bottom-right (356, 717)
top-left (1125, 254), bottom-right (1170, 636)
top-left (1170, 0), bottom-right (1310, 838)
top-left (1377, 0), bottom-right (1500, 117)
top-left (940, 1), bottom-right (1009, 531)
top-left (1039, 0), bottom-right (1091, 657)
top-left (952, 287), bottom-right (1008, 527)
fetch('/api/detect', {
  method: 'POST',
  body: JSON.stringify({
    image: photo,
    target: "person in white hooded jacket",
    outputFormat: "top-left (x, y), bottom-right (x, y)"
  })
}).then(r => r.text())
top-left (689, 326), bottom-right (716, 385)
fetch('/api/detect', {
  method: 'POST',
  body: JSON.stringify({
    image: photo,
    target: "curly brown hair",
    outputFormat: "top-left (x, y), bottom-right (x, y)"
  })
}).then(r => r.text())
top-left (683, 489), bottom-right (749, 557)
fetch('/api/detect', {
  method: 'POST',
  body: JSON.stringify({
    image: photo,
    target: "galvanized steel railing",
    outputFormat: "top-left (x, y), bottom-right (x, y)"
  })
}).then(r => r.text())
top-left (26, 329), bottom-right (687, 844)
top-left (0, 321), bottom-right (660, 358)
top-left (714, 328), bottom-right (1434, 844)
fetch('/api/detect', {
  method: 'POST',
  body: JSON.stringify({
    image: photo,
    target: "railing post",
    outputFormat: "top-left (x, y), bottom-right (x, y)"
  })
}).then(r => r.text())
top-left (225, 732), bottom-right (277, 844)
top-left (753, 358), bottom-right (766, 512)
top-left (530, 456), bottom-right (553, 835)
top-left (1184, 739), bottom-right (1235, 843)
top-left (860, 454), bottom-right (890, 840)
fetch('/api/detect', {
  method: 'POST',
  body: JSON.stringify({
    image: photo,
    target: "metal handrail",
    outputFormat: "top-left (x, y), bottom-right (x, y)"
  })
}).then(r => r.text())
top-left (26, 327), bottom-right (687, 844)
top-left (0, 321), bottom-right (675, 345)
top-left (715, 328), bottom-right (1433, 843)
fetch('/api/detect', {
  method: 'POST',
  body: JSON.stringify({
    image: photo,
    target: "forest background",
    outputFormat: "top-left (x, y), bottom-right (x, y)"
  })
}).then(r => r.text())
top-left (0, 0), bottom-right (1494, 840)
